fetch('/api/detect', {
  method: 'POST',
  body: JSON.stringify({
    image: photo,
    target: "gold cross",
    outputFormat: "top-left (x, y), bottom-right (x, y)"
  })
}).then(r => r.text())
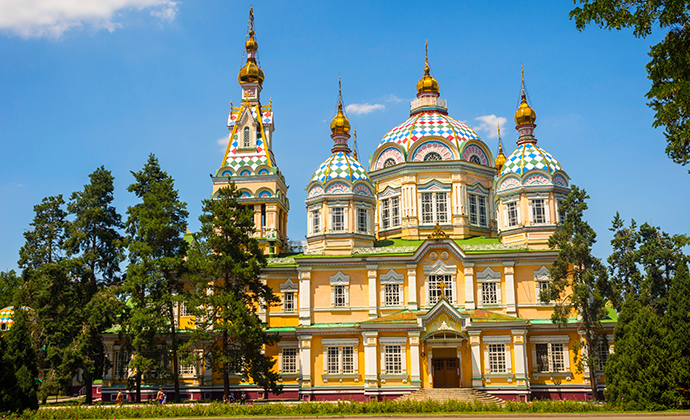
top-left (438, 279), bottom-right (447, 300)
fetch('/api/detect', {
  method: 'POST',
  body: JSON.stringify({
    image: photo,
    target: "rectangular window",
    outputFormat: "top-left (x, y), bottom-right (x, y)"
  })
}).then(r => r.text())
top-left (597, 340), bottom-right (609, 371)
top-left (469, 194), bottom-right (488, 227)
top-left (536, 343), bottom-right (565, 372)
top-left (283, 292), bottom-right (295, 313)
top-left (282, 348), bottom-right (297, 373)
top-left (332, 207), bottom-right (344, 231)
top-left (436, 192), bottom-right (448, 223)
top-left (312, 209), bottom-right (320, 234)
top-left (428, 275), bottom-right (453, 305)
top-left (482, 282), bottom-right (498, 305)
top-left (327, 347), bottom-right (339, 373)
top-left (391, 196), bottom-right (400, 227)
top-left (384, 345), bottom-right (402, 374)
top-left (532, 199), bottom-right (546, 224)
top-left (178, 352), bottom-right (195, 375)
top-left (114, 351), bottom-right (129, 377)
top-left (384, 284), bottom-right (401, 306)
top-left (357, 208), bottom-right (368, 233)
top-left (421, 193), bottom-right (434, 224)
top-left (342, 346), bottom-right (354, 374)
top-left (488, 344), bottom-right (506, 373)
top-left (506, 202), bottom-right (518, 227)
top-left (557, 199), bottom-right (565, 224)
top-left (381, 199), bottom-right (390, 229)
top-left (333, 285), bottom-right (347, 307)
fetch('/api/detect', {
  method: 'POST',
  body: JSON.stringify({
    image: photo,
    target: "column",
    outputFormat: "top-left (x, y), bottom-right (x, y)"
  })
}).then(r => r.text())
top-left (511, 329), bottom-right (529, 391)
top-left (298, 335), bottom-right (312, 400)
top-left (504, 262), bottom-right (516, 315)
top-left (464, 263), bottom-right (475, 310)
top-left (469, 331), bottom-right (482, 387)
top-left (367, 265), bottom-right (377, 318)
top-left (298, 268), bottom-right (311, 326)
top-left (408, 331), bottom-right (421, 386)
top-left (427, 348), bottom-right (434, 388)
top-left (407, 265), bottom-right (418, 310)
top-left (362, 331), bottom-right (379, 394)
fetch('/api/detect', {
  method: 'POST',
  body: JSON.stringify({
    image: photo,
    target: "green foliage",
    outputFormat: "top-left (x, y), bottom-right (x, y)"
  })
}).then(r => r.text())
top-left (664, 260), bottom-right (690, 405)
top-left (541, 185), bottom-right (608, 399)
top-left (0, 309), bottom-right (39, 413)
top-left (0, 270), bottom-right (20, 308)
top-left (570, 1), bottom-right (690, 170)
top-left (187, 182), bottom-right (280, 398)
top-left (3, 398), bottom-right (617, 419)
top-left (122, 154), bottom-right (189, 402)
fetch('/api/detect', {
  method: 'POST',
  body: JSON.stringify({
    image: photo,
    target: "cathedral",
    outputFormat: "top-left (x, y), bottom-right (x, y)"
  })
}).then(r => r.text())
top-left (97, 9), bottom-right (616, 402)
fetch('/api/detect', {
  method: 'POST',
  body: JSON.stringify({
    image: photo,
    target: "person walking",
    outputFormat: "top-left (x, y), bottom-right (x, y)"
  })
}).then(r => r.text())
top-left (156, 388), bottom-right (166, 405)
top-left (115, 390), bottom-right (124, 407)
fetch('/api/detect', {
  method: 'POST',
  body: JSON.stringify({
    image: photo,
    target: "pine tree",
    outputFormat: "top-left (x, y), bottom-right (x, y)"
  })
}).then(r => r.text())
top-left (1, 309), bottom-right (39, 413)
top-left (16, 195), bottom-right (76, 402)
top-left (65, 167), bottom-right (124, 404)
top-left (187, 182), bottom-right (281, 399)
top-left (0, 270), bottom-right (20, 309)
top-left (664, 259), bottom-right (690, 406)
top-left (123, 154), bottom-right (189, 403)
top-left (541, 185), bottom-right (608, 400)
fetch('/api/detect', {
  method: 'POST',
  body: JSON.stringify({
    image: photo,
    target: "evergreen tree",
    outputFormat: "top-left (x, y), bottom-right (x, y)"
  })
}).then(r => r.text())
top-left (65, 167), bottom-right (124, 404)
top-left (541, 185), bottom-right (608, 400)
top-left (1, 309), bottom-right (39, 413)
top-left (16, 195), bottom-right (76, 402)
top-left (664, 259), bottom-right (690, 406)
top-left (0, 270), bottom-right (20, 309)
top-left (606, 213), bottom-right (641, 312)
top-left (187, 182), bottom-right (281, 399)
top-left (123, 154), bottom-right (189, 403)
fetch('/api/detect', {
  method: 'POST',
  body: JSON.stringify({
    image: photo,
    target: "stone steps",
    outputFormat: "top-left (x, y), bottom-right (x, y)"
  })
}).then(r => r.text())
top-left (396, 388), bottom-right (505, 406)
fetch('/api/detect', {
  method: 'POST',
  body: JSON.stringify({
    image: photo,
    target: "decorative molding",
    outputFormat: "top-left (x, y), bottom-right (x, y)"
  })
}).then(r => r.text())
top-left (280, 279), bottom-right (298, 292)
top-left (329, 271), bottom-right (350, 285)
top-left (380, 269), bottom-right (404, 284)
top-left (476, 267), bottom-right (500, 282)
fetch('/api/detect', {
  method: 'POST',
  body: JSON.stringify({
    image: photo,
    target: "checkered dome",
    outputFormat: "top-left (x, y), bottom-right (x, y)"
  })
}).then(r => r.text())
top-left (377, 110), bottom-right (482, 157)
top-left (500, 142), bottom-right (563, 176)
top-left (311, 151), bottom-right (370, 184)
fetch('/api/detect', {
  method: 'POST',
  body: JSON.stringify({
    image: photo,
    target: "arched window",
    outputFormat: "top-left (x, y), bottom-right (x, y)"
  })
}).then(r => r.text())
top-left (424, 152), bottom-right (442, 161)
top-left (383, 158), bottom-right (396, 168)
top-left (243, 127), bottom-right (251, 148)
top-left (469, 155), bottom-right (481, 164)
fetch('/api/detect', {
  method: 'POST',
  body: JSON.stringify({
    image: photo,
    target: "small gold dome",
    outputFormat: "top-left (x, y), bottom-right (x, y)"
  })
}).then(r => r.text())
top-left (416, 64), bottom-right (439, 94)
top-left (330, 103), bottom-right (351, 135)
top-left (238, 59), bottom-right (265, 85)
top-left (515, 93), bottom-right (536, 125)
top-left (495, 146), bottom-right (507, 172)
top-left (245, 30), bottom-right (258, 52)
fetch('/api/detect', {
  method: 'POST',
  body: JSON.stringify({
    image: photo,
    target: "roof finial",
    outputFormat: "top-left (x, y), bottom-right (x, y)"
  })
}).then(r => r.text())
top-left (425, 39), bottom-right (429, 68)
top-left (353, 129), bottom-right (358, 159)
top-left (338, 74), bottom-right (343, 108)
top-left (249, 6), bottom-right (254, 33)
top-left (521, 63), bottom-right (526, 98)
top-left (495, 122), bottom-right (507, 172)
top-left (498, 123), bottom-right (502, 150)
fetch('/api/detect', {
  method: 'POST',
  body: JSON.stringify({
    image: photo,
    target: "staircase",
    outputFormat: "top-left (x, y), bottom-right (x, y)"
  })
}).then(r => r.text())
top-left (396, 388), bottom-right (505, 406)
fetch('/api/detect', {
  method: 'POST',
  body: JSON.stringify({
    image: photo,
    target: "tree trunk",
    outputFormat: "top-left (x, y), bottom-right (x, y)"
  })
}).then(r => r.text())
top-left (136, 371), bottom-right (141, 403)
top-left (84, 372), bottom-right (93, 404)
top-left (586, 339), bottom-right (600, 401)
top-left (223, 329), bottom-right (229, 399)
top-left (171, 308), bottom-right (180, 403)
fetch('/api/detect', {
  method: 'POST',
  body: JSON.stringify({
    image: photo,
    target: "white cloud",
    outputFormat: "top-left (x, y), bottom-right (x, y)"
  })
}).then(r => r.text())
top-left (384, 94), bottom-right (406, 103)
top-left (345, 103), bottom-right (385, 115)
top-left (217, 135), bottom-right (228, 151)
top-left (0, 0), bottom-right (178, 38)
top-left (473, 114), bottom-right (508, 139)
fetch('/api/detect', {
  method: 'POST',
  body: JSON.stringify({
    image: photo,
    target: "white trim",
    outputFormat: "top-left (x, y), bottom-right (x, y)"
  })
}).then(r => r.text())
top-left (322, 338), bottom-right (359, 347)
top-left (379, 337), bottom-right (407, 345)
top-left (530, 335), bottom-right (570, 344)
top-left (380, 269), bottom-right (404, 284)
top-left (483, 335), bottom-right (511, 344)
top-left (330, 271), bottom-right (350, 285)
top-left (280, 279), bottom-right (298, 292)
top-left (423, 260), bottom-right (456, 276)
top-left (476, 267), bottom-right (500, 282)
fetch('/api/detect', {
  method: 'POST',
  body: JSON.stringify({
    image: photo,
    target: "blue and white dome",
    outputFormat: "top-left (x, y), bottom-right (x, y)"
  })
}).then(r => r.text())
top-left (500, 142), bottom-right (563, 176)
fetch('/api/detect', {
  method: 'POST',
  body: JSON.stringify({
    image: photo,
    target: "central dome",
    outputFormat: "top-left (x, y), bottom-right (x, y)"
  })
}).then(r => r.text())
top-left (377, 110), bottom-right (482, 156)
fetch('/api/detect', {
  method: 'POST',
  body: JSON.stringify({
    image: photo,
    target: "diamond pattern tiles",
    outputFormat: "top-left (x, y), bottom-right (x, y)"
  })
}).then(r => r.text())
top-left (311, 151), bottom-right (370, 183)
top-left (378, 110), bottom-right (482, 156)
top-left (226, 155), bottom-right (270, 172)
top-left (500, 142), bottom-right (563, 176)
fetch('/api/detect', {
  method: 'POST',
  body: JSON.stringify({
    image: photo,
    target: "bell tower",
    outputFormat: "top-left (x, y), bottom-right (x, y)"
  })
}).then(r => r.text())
top-left (213, 7), bottom-right (290, 255)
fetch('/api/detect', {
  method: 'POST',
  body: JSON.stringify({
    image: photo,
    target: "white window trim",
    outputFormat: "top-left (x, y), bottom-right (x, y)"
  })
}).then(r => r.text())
top-left (476, 267), bottom-right (502, 307)
top-left (322, 338), bottom-right (359, 380)
top-left (531, 337), bottom-right (571, 377)
top-left (419, 191), bottom-right (450, 225)
top-left (330, 271), bottom-right (350, 308)
top-left (534, 266), bottom-right (551, 303)
top-left (468, 192), bottom-right (489, 227)
top-left (380, 269), bottom-right (405, 307)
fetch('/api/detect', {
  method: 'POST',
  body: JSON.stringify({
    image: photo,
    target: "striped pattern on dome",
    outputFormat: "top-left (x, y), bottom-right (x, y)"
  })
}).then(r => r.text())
top-left (378, 110), bottom-right (482, 155)
top-left (500, 143), bottom-right (563, 176)
top-left (311, 151), bottom-right (370, 183)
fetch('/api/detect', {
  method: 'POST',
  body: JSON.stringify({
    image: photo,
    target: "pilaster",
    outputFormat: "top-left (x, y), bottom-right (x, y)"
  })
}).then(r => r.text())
top-left (362, 331), bottom-right (379, 386)
top-left (298, 268), bottom-right (311, 326)
top-left (511, 329), bottom-right (529, 390)
top-left (298, 334), bottom-right (312, 394)
top-left (367, 265), bottom-right (377, 318)
top-left (464, 263), bottom-right (475, 310)
top-left (469, 331), bottom-right (482, 387)
top-left (407, 264), bottom-right (418, 310)
top-left (408, 331), bottom-right (421, 385)
top-left (504, 262), bottom-right (516, 315)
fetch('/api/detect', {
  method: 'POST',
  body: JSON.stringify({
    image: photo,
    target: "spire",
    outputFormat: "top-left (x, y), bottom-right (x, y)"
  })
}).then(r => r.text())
top-left (238, 6), bottom-right (264, 86)
top-left (330, 76), bottom-right (352, 153)
top-left (353, 129), bottom-right (358, 160)
top-left (495, 123), bottom-right (507, 173)
top-left (514, 64), bottom-right (536, 126)
top-left (416, 40), bottom-right (439, 96)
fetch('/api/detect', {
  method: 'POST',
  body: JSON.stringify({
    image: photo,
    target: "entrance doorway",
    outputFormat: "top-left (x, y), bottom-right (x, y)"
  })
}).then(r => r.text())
top-left (432, 358), bottom-right (460, 388)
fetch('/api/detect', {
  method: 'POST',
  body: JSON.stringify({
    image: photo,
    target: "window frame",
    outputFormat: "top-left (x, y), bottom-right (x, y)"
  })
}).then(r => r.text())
top-left (420, 192), bottom-right (449, 225)
top-left (427, 274), bottom-right (454, 305)
top-left (356, 207), bottom-right (368, 234)
top-left (488, 344), bottom-right (507, 374)
top-left (331, 207), bottom-right (345, 232)
top-left (281, 348), bottom-right (298, 374)
top-left (505, 201), bottom-right (519, 227)
top-left (384, 345), bottom-right (403, 374)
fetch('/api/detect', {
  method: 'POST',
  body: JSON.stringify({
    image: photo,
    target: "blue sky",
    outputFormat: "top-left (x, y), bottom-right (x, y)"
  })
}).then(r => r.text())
top-left (1, 1), bottom-right (687, 272)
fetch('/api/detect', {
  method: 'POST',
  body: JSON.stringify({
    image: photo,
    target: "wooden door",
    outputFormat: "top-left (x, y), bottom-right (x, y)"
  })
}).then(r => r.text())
top-left (432, 358), bottom-right (460, 388)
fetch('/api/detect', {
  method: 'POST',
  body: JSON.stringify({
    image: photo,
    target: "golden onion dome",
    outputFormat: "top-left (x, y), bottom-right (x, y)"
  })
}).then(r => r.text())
top-left (245, 29), bottom-right (258, 52)
top-left (515, 93), bottom-right (536, 125)
top-left (330, 103), bottom-right (351, 135)
top-left (416, 63), bottom-right (439, 94)
top-left (238, 59), bottom-right (265, 85)
top-left (331, 76), bottom-right (351, 135)
top-left (495, 142), bottom-right (507, 172)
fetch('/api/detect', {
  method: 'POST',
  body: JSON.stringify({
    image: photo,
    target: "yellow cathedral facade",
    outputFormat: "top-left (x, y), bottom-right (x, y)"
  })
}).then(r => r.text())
top-left (99, 9), bottom-right (616, 403)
